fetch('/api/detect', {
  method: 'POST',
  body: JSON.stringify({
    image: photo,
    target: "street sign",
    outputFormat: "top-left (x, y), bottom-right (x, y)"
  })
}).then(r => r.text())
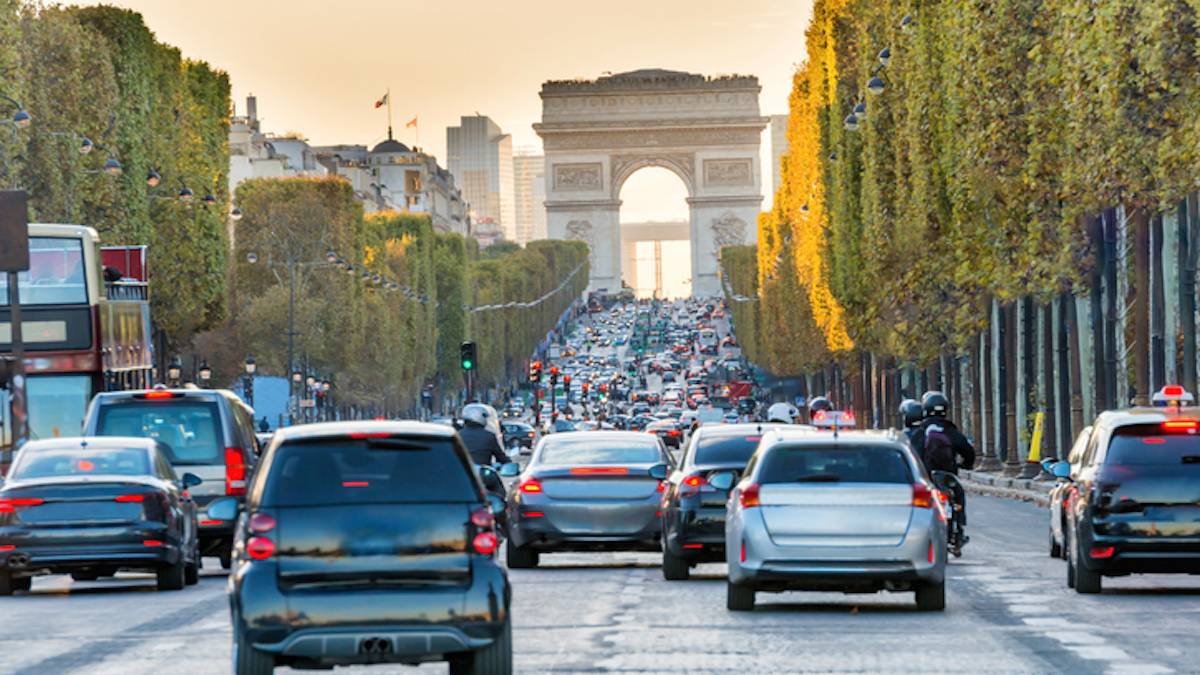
top-left (299, 399), bottom-right (316, 408)
top-left (0, 191), bottom-right (30, 272)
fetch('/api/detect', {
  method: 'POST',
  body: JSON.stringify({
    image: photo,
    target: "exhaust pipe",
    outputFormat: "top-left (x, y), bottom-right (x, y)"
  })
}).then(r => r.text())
top-left (8, 553), bottom-right (30, 568)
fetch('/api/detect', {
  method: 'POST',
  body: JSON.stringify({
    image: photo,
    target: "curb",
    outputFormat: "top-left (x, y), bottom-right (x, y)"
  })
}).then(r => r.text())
top-left (958, 469), bottom-right (1052, 508)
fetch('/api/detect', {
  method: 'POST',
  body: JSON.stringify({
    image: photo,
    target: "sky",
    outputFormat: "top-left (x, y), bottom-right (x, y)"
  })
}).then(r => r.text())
top-left (100, 0), bottom-right (812, 222)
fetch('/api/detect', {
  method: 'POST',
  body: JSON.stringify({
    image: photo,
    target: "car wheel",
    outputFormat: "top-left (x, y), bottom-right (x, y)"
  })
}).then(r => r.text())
top-left (726, 580), bottom-right (755, 611)
top-left (449, 619), bottom-right (512, 675)
top-left (915, 580), bottom-right (946, 611)
top-left (1065, 527), bottom-right (1077, 589)
top-left (185, 553), bottom-right (200, 586)
top-left (661, 548), bottom-right (690, 581)
top-left (0, 571), bottom-right (17, 596)
top-left (1049, 525), bottom-right (1062, 559)
top-left (1072, 535), bottom-right (1102, 594)
top-left (156, 556), bottom-right (186, 591)
top-left (505, 538), bottom-right (539, 569)
top-left (219, 547), bottom-right (233, 570)
top-left (233, 621), bottom-right (275, 675)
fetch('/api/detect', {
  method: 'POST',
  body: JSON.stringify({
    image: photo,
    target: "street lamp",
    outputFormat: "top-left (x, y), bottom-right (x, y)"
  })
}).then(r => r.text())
top-left (167, 356), bottom-right (183, 386)
top-left (78, 137), bottom-right (94, 155)
top-left (146, 169), bottom-right (161, 187)
top-left (878, 47), bottom-right (891, 67)
top-left (246, 251), bottom-right (258, 264)
top-left (243, 354), bottom-right (256, 407)
top-left (292, 370), bottom-right (303, 384)
top-left (844, 113), bottom-right (860, 132)
top-left (103, 158), bottom-right (123, 176)
top-left (326, 249), bottom-right (338, 264)
top-left (244, 354), bottom-right (257, 375)
top-left (11, 109), bottom-right (30, 129)
top-left (867, 76), bottom-right (886, 96)
top-left (901, 13), bottom-right (915, 32)
top-left (853, 101), bottom-right (867, 120)
top-left (177, 186), bottom-right (194, 203)
top-left (230, 207), bottom-right (243, 221)
top-left (197, 360), bottom-right (212, 387)
top-left (306, 374), bottom-right (316, 388)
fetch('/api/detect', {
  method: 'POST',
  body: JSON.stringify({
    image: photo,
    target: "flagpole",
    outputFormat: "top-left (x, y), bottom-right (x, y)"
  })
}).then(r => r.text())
top-left (386, 87), bottom-right (393, 140)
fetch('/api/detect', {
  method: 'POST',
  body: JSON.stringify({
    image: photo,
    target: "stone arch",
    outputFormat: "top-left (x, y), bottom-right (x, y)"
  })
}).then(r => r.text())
top-left (609, 154), bottom-right (695, 202)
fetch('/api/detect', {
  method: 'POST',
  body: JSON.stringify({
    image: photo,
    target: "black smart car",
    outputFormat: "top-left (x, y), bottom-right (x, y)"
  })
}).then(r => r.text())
top-left (214, 421), bottom-right (511, 675)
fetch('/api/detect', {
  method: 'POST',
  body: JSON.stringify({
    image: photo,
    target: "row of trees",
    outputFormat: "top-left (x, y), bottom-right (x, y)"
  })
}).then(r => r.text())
top-left (727, 0), bottom-right (1200, 466)
top-left (0, 3), bottom-right (231, 348)
top-left (198, 177), bottom-right (587, 413)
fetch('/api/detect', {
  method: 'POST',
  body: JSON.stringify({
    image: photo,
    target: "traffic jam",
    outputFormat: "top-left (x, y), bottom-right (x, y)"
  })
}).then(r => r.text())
top-left (2, 248), bottom-right (1199, 673)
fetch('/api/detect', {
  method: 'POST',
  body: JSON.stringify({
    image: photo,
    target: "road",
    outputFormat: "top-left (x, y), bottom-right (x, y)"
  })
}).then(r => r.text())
top-left (5, 495), bottom-right (1197, 674)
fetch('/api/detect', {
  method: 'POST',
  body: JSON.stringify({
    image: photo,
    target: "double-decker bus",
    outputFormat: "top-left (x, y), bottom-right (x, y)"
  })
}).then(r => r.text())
top-left (0, 224), bottom-right (152, 456)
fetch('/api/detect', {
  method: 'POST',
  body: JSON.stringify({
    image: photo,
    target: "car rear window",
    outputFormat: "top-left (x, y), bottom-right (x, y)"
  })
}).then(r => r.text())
top-left (262, 437), bottom-right (478, 507)
top-left (1108, 424), bottom-right (1200, 465)
top-left (540, 437), bottom-right (661, 465)
top-left (694, 434), bottom-right (762, 466)
top-left (12, 447), bottom-right (150, 480)
top-left (759, 445), bottom-right (912, 484)
top-left (95, 400), bottom-right (222, 465)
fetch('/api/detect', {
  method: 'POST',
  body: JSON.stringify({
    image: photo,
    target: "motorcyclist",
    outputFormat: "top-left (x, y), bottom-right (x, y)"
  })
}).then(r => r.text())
top-left (806, 396), bottom-right (833, 424)
top-left (909, 391), bottom-right (976, 474)
top-left (766, 402), bottom-right (800, 424)
top-left (459, 404), bottom-right (509, 466)
top-left (898, 398), bottom-right (923, 444)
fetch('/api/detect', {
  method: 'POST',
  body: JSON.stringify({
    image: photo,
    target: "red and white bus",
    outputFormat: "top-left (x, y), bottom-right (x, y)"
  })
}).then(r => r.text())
top-left (0, 224), bottom-right (152, 455)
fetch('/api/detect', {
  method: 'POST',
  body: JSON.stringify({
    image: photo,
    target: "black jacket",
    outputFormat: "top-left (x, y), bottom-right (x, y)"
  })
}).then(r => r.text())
top-left (459, 424), bottom-right (508, 466)
top-left (909, 417), bottom-right (976, 474)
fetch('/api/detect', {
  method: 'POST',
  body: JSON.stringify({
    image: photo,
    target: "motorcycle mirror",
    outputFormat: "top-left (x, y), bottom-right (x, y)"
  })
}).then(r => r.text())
top-left (498, 462), bottom-right (521, 478)
top-left (1051, 461), bottom-right (1072, 480)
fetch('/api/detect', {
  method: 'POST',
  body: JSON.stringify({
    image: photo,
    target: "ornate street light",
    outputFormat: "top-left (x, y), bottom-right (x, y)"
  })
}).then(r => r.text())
top-left (145, 169), bottom-right (161, 187)
top-left (78, 137), bottom-right (94, 155)
top-left (11, 109), bottom-right (30, 129)
top-left (291, 370), bottom-right (303, 384)
top-left (868, 76), bottom-right (886, 96)
top-left (197, 361), bottom-right (212, 386)
top-left (178, 186), bottom-right (194, 203)
top-left (246, 251), bottom-right (259, 264)
top-left (305, 374), bottom-right (316, 388)
top-left (230, 207), bottom-right (243, 221)
top-left (202, 192), bottom-right (217, 206)
top-left (853, 101), bottom-right (867, 120)
top-left (103, 158), bottom-right (123, 176)
top-left (167, 356), bottom-right (183, 385)
top-left (878, 47), bottom-right (891, 67)
top-left (326, 249), bottom-right (338, 264)
top-left (901, 13), bottom-right (915, 32)
top-left (844, 113), bottom-right (860, 132)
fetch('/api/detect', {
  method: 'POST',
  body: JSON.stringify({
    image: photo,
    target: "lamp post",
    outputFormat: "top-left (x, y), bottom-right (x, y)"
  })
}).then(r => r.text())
top-left (167, 356), bottom-right (183, 387)
top-left (197, 361), bottom-right (212, 388)
top-left (243, 354), bottom-right (256, 407)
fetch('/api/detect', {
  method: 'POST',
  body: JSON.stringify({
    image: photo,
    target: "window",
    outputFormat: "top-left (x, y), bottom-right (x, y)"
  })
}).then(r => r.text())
top-left (540, 437), bottom-right (661, 465)
top-left (1107, 424), bottom-right (1200, 466)
top-left (759, 445), bottom-right (912, 484)
top-left (25, 375), bottom-right (92, 441)
top-left (0, 237), bottom-right (89, 306)
top-left (95, 400), bottom-right (223, 465)
top-left (11, 447), bottom-right (150, 480)
top-left (693, 433), bottom-right (763, 466)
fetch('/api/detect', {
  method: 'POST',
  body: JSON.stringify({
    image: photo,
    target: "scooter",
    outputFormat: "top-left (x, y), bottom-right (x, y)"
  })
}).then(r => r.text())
top-left (930, 470), bottom-right (968, 557)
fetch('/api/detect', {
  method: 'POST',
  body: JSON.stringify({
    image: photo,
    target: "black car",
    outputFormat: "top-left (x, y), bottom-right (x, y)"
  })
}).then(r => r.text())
top-left (216, 421), bottom-right (511, 675)
top-left (646, 419), bottom-right (683, 449)
top-left (83, 387), bottom-right (260, 568)
top-left (660, 424), bottom-right (786, 580)
top-left (0, 437), bottom-right (201, 594)
top-left (501, 421), bottom-right (537, 451)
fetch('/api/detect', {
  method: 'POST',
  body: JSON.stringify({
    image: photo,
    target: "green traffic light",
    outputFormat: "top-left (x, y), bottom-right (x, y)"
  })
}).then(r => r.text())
top-left (462, 360), bottom-right (474, 370)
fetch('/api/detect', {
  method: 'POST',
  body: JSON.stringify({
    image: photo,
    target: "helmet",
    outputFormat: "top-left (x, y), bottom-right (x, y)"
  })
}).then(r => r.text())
top-left (921, 391), bottom-right (950, 418)
top-left (766, 402), bottom-right (800, 423)
top-left (899, 398), bottom-right (923, 428)
top-left (808, 396), bottom-right (833, 414)
top-left (460, 402), bottom-right (492, 427)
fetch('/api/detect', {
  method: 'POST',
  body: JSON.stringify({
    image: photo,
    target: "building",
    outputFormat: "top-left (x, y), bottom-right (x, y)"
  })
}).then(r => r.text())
top-left (769, 114), bottom-right (789, 194)
top-left (512, 150), bottom-right (547, 244)
top-left (447, 115), bottom-right (515, 241)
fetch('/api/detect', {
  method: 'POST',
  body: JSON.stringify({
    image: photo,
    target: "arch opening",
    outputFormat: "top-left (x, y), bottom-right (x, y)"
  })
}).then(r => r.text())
top-left (618, 166), bottom-right (692, 299)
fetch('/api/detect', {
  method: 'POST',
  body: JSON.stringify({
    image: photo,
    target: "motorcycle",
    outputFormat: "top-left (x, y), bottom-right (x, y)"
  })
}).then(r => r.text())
top-left (930, 470), bottom-right (968, 557)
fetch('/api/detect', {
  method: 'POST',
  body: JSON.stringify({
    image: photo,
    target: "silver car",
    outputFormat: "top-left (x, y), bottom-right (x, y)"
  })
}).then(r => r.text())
top-left (723, 428), bottom-right (947, 611)
top-left (505, 431), bottom-right (671, 568)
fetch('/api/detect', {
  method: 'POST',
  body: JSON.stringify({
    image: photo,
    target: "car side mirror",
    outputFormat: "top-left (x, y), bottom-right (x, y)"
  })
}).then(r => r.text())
top-left (1051, 461), bottom-right (1072, 480)
top-left (498, 462), bottom-right (521, 478)
top-left (205, 496), bottom-right (239, 522)
top-left (708, 471), bottom-right (736, 491)
top-left (649, 463), bottom-right (669, 480)
top-left (181, 472), bottom-right (203, 489)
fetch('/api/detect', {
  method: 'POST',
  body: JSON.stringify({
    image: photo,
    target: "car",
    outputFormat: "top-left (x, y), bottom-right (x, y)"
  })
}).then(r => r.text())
top-left (660, 424), bottom-right (793, 580)
top-left (0, 437), bottom-right (201, 594)
top-left (1057, 391), bottom-right (1200, 594)
top-left (725, 428), bottom-right (947, 611)
top-left (1046, 426), bottom-right (1093, 558)
top-left (505, 431), bottom-right (672, 567)
top-left (646, 419), bottom-right (684, 448)
top-left (83, 387), bottom-right (260, 569)
top-left (501, 421), bottom-right (538, 452)
top-left (216, 421), bottom-right (511, 674)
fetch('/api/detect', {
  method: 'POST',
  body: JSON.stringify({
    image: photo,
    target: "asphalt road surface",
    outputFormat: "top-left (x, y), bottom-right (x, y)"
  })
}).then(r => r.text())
top-left (5, 495), bottom-right (1197, 674)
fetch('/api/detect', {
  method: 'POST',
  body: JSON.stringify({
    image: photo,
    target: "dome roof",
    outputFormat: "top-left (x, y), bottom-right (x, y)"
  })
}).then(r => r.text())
top-left (370, 138), bottom-right (410, 154)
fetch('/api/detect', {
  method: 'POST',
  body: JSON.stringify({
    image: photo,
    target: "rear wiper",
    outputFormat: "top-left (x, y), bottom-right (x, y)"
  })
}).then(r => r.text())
top-left (1182, 456), bottom-right (1200, 464)
top-left (794, 473), bottom-right (840, 483)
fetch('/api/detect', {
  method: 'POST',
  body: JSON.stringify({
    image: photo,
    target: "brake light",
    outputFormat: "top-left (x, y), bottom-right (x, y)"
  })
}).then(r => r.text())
top-left (470, 507), bottom-right (495, 529)
top-left (247, 536), bottom-right (274, 560)
top-left (912, 484), bottom-right (935, 508)
top-left (0, 545), bottom-right (14, 551)
top-left (0, 497), bottom-right (44, 512)
top-left (523, 511), bottom-right (545, 518)
top-left (142, 390), bottom-right (177, 400)
top-left (683, 543), bottom-right (704, 550)
top-left (342, 481), bottom-right (369, 487)
top-left (248, 512), bottom-right (276, 534)
top-left (680, 474), bottom-right (707, 497)
top-left (570, 467), bottom-right (629, 475)
top-left (1162, 420), bottom-right (1198, 431)
top-left (114, 494), bottom-right (144, 503)
top-left (224, 447), bottom-right (246, 496)
top-left (656, 481), bottom-right (666, 493)
top-left (349, 432), bottom-right (391, 439)
top-left (739, 483), bottom-right (760, 508)
top-left (813, 411), bottom-right (826, 422)
top-left (668, 429), bottom-right (681, 437)
top-left (472, 531), bottom-right (498, 555)
top-left (1163, 385), bottom-right (1186, 398)
top-left (928, 540), bottom-right (935, 564)
top-left (519, 477), bottom-right (543, 493)
top-left (1143, 437), bottom-right (1166, 444)
top-left (739, 540), bottom-right (746, 562)
top-left (199, 519), bottom-right (222, 526)
top-left (1089, 545), bottom-right (1115, 559)
top-left (143, 540), bottom-right (164, 546)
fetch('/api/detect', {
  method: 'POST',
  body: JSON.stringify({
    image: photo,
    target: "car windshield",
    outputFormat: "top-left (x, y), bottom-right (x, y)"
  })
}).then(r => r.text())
top-left (540, 437), bottom-right (661, 465)
top-left (263, 437), bottom-right (478, 507)
top-left (11, 447), bottom-right (150, 480)
top-left (759, 445), bottom-right (912, 484)
top-left (94, 400), bottom-right (223, 464)
top-left (694, 433), bottom-right (763, 466)
top-left (1108, 424), bottom-right (1200, 465)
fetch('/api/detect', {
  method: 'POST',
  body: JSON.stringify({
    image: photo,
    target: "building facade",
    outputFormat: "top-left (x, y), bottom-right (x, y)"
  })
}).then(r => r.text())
top-left (512, 151), bottom-right (547, 244)
top-left (447, 115), bottom-right (515, 241)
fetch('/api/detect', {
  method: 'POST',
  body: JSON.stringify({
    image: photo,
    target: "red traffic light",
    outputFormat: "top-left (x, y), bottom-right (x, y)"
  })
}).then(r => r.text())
top-left (564, 374), bottom-right (572, 386)
top-left (549, 366), bottom-right (559, 376)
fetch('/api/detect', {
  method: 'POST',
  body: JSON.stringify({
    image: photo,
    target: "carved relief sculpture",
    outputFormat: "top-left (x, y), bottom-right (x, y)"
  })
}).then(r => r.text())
top-left (703, 159), bottom-right (754, 187)
top-left (553, 163), bottom-right (604, 191)
top-left (565, 220), bottom-right (597, 267)
top-left (709, 212), bottom-right (747, 259)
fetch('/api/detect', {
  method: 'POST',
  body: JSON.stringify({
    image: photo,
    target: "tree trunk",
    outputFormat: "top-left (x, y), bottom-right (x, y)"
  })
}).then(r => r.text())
top-left (1133, 207), bottom-right (1151, 406)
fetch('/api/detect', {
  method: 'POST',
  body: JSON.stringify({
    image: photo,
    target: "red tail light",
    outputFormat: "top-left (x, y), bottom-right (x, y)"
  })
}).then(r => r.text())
top-left (739, 483), bottom-right (760, 508)
top-left (739, 539), bottom-right (747, 562)
top-left (928, 540), bottom-right (935, 563)
top-left (472, 531), bottom-right (498, 555)
top-left (570, 467), bottom-right (629, 475)
top-left (349, 432), bottom-right (391, 439)
top-left (522, 511), bottom-right (545, 518)
top-left (812, 411), bottom-right (826, 422)
top-left (247, 536), bottom-right (274, 560)
top-left (0, 497), bottom-right (44, 513)
top-left (1089, 545), bottom-right (1115, 559)
top-left (114, 494), bottom-right (144, 503)
top-left (912, 484), bottom-right (934, 508)
top-left (667, 429), bottom-right (681, 437)
top-left (224, 447), bottom-right (246, 496)
top-left (679, 474), bottom-right (708, 497)
top-left (143, 539), bottom-right (164, 547)
top-left (519, 477), bottom-right (543, 493)
top-left (248, 512), bottom-right (276, 534)
top-left (0, 545), bottom-right (14, 551)
top-left (1162, 420), bottom-right (1198, 431)
top-left (142, 390), bottom-right (177, 400)
top-left (470, 507), bottom-right (495, 529)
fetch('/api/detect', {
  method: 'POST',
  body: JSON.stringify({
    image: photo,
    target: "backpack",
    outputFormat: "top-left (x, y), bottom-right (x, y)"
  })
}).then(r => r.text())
top-left (923, 424), bottom-right (956, 471)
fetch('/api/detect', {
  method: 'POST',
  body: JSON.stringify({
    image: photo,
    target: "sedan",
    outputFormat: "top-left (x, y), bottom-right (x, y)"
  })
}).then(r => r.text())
top-left (502, 421), bottom-right (538, 452)
top-left (0, 437), bottom-right (201, 594)
top-left (646, 419), bottom-right (684, 449)
top-left (505, 432), bottom-right (671, 568)
top-left (725, 429), bottom-right (946, 611)
top-left (1046, 426), bottom-right (1092, 558)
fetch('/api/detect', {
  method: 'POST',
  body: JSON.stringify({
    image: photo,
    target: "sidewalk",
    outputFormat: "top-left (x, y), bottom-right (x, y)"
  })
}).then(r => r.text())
top-left (958, 469), bottom-right (1054, 508)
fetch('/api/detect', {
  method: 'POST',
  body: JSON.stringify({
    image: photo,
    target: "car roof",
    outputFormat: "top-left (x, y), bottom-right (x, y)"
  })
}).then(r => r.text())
top-left (272, 420), bottom-right (458, 443)
top-left (760, 427), bottom-right (907, 448)
top-left (17, 436), bottom-right (160, 452)
top-left (1094, 406), bottom-right (1200, 431)
top-left (693, 423), bottom-right (805, 438)
top-left (92, 388), bottom-right (236, 402)
top-left (541, 430), bottom-right (658, 443)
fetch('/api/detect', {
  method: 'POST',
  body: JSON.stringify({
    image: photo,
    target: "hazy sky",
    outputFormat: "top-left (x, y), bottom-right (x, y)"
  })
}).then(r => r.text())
top-left (101, 0), bottom-right (812, 221)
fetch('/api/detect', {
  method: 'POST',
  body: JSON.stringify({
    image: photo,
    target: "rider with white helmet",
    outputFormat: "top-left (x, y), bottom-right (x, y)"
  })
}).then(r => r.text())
top-left (766, 402), bottom-right (800, 424)
top-left (459, 403), bottom-right (508, 465)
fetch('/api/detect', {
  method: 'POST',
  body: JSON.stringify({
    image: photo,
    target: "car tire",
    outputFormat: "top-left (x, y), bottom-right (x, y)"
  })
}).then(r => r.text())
top-left (662, 548), bottom-right (690, 581)
top-left (1065, 528), bottom-right (1077, 589)
top-left (915, 580), bottom-right (946, 611)
top-left (726, 580), bottom-right (755, 611)
top-left (71, 571), bottom-right (101, 582)
top-left (505, 538), bottom-right (539, 569)
top-left (450, 619), bottom-right (512, 675)
top-left (219, 547), bottom-right (233, 570)
top-left (0, 572), bottom-right (29, 595)
top-left (1049, 526), bottom-right (1062, 559)
top-left (1072, 536), bottom-right (1102, 594)
top-left (233, 622), bottom-right (275, 675)
top-left (156, 556), bottom-right (186, 591)
top-left (184, 553), bottom-right (200, 586)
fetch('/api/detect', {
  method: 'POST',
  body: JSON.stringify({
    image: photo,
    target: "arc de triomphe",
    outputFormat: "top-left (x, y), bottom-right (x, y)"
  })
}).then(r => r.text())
top-left (534, 69), bottom-right (767, 297)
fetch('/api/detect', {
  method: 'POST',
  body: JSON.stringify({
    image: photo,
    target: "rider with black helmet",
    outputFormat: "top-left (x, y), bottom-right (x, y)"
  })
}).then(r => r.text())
top-left (909, 391), bottom-right (976, 474)
top-left (806, 396), bottom-right (833, 424)
top-left (898, 398), bottom-right (923, 443)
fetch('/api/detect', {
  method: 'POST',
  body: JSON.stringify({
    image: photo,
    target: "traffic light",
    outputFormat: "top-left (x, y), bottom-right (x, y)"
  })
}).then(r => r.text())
top-left (528, 360), bottom-right (542, 384)
top-left (563, 374), bottom-right (572, 388)
top-left (459, 342), bottom-right (477, 371)
top-left (549, 366), bottom-right (559, 387)
top-left (582, 382), bottom-right (590, 396)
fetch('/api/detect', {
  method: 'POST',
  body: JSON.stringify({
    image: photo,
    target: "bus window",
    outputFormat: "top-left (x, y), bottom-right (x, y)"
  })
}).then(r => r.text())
top-left (24, 375), bottom-right (92, 441)
top-left (0, 237), bottom-right (88, 306)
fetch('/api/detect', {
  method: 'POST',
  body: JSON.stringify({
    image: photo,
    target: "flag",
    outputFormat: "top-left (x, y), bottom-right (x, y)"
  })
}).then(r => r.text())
top-left (374, 93), bottom-right (388, 109)
top-left (406, 117), bottom-right (418, 128)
